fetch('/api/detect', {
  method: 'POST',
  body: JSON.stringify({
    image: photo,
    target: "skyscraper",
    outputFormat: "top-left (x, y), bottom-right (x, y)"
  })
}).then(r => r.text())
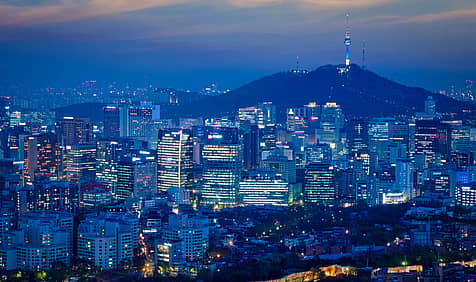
top-left (242, 123), bottom-right (260, 170)
top-left (127, 106), bottom-right (153, 137)
top-left (64, 143), bottom-right (96, 184)
top-left (24, 133), bottom-right (63, 184)
top-left (96, 138), bottom-right (147, 195)
top-left (415, 120), bottom-right (451, 168)
top-left (103, 105), bottom-right (121, 138)
top-left (55, 116), bottom-right (94, 146)
top-left (394, 158), bottom-right (415, 200)
top-left (347, 119), bottom-right (368, 154)
top-left (238, 106), bottom-right (264, 127)
top-left (318, 102), bottom-right (345, 159)
top-left (116, 151), bottom-right (157, 200)
top-left (201, 128), bottom-right (242, 208)
top-left (157, 129), bottom-right (193, 192)
top-left (303, 162), bottom-right (335, 204)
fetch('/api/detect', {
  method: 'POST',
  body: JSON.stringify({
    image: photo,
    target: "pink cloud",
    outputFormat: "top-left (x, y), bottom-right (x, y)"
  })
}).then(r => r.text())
top-left (0, 0), bottom-right (188, 26)
top-left (373, 9), bottom-right (476, 25)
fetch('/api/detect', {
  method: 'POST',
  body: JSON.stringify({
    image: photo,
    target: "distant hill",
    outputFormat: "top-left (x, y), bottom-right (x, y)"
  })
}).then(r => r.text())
top-left (55, 103), bottom-right (105, 122)
top-left (166, 64), bottom-right (471, 119)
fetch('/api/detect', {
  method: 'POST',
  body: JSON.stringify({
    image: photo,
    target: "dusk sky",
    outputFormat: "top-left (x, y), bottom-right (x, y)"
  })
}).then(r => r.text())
top-left (1, 0), bottom-right (476, 91)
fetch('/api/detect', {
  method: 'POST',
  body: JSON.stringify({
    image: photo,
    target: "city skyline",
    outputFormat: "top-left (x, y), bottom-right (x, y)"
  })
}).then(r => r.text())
top-left (1, 0), bottom-right (476, 90)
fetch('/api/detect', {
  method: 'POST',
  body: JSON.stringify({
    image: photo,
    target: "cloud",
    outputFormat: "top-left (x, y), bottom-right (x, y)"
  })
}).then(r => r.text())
top-left (373, 9), bottom-right (476, 24)
top-left (226, 0), bottom-right (392, 8)
top-left (0, 0), bottom-right (188, 26)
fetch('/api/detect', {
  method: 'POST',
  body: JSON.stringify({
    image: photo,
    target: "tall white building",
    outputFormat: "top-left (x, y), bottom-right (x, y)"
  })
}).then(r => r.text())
top-left (394, 158), bottom-right (415, 200)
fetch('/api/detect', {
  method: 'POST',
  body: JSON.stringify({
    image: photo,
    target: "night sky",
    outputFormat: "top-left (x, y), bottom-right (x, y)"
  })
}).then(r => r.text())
top-left (1, 0), bottom-right (475, 91)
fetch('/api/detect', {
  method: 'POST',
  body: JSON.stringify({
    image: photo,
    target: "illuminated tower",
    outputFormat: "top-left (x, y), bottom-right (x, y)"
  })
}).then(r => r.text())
top-left (156, 129), bottom-right (193, 192)
top-left (344, 14), bottom-right (351, 66)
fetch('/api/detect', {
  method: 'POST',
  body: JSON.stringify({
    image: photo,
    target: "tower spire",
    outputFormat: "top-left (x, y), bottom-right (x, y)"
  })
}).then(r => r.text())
top-left (344, 13), bottom-right (351, 67)
top-left (362, 40), bottom-right (366, 69)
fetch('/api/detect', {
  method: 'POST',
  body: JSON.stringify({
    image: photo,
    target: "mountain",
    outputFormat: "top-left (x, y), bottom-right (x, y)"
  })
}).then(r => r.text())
top-left (167, 64), bottom-right (472, 119)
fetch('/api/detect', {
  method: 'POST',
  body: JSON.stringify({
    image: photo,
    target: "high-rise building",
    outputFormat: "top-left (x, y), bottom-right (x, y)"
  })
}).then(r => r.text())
top-left (161, 212), bottom-right (209, 263)
top-left (394, 158), bottom-right (415, 200)
top-left (237, 107), bottom-right (264, 127)
top-left (30, 181), bottom-right (73, 212)
top-left (368, 117), bottom-right (393, 166)
top-left (103, 105), bottom-right (121, 138)
top-left (348, 119), bottom-right (368, 154)
top-left (258, 102), bottom-right (276, 125)
top-left (242, 123), bottom-right (260, 170)
top-left (24, 133), bottom-right (63, 184)
top-left (96, 138), bottom-right (147, 195)
top-left (157, 129), bottom-right (193, 192)
top-left (318, 102), bottom-right (345, 159)
top-left (77, 212), bottom-right (139, 270)
top-left (116, 151), bottom-right (157, 200)
top-left (305, 143), bottom-right (332, 165)
top-left (425, 96), bottom-right (436, 116)
top-left (455, 183), bottom-right (476, 207)
top-left (303, 162), bottom-right (335, 204)
top-left (260, 123), bottom-right (277, 152)
top-left (262, 150), bottom-right (297, 184)
top-left (64, 143), bottom-right (96, 184)
top-left (415, 120), bottom-right (451, 168)
top-left (55, 116), bottom-right (94, 146)
top-left (201, 128), bottom-right (242, 208)
top-left (127, 106), bottom-right (153, 137)
top-left (239, 169), bottom-right (289, 206)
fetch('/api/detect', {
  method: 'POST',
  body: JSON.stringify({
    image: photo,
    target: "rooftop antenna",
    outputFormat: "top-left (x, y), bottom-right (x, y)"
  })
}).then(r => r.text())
top-left (362, 40), bottom-right (366, 69)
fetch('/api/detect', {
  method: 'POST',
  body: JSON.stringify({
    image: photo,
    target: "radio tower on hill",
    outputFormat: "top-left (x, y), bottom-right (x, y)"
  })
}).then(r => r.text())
top-left (344, 14), bottom-right (351, 67)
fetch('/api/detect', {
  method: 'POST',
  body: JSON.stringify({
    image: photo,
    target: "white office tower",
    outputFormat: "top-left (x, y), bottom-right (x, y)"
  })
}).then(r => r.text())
top-left (77, 212), bottom-right (139, 270)
top-left (394, 158), bottom-right (415, 201)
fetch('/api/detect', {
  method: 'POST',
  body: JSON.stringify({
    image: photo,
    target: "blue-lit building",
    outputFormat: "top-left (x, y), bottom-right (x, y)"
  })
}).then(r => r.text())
top-left (201, 127), bottom-right (242, 208)
top-left (239, 169), bottom-right (289, 206)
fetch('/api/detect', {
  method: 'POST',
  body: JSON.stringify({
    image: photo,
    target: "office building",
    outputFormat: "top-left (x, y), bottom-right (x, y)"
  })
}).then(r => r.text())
top-left (96, 138), bottom-right (146, 195)
top-left (239, 169), bottom-right (289, 206)
top-left (116, 150), bottom-right (157, 200)
top-left (103, 105), bottom-right (121, 138)
top-left (303, 162), bottom-right (335, 204)
top-left (455, 183), bottom-right (476, 207)
top-left (55, 116), bottom-right (94, 146)
top-left (64, 143), bottom-right (96, 184)
top-left (23, 133), bottom-right (63, 184)
top-left (394, 158), bottom-right (415, 200)
top-left (201, 128), bottom-right (242, 208)
top-left (157, 129), bottom-right (193, 192)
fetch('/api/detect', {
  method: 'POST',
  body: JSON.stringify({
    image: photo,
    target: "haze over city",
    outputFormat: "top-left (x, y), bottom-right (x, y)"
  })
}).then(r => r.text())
top-left (2, 0), bottom-right (476, 90)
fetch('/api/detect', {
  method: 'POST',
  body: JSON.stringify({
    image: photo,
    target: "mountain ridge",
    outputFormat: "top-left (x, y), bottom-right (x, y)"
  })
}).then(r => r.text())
top-left (165, 64), bottom-right (471, 119)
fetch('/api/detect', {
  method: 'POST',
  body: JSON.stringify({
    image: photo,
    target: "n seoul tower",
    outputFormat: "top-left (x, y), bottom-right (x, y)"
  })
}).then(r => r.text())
top-left (344, 14), bottom-right (351, 67)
